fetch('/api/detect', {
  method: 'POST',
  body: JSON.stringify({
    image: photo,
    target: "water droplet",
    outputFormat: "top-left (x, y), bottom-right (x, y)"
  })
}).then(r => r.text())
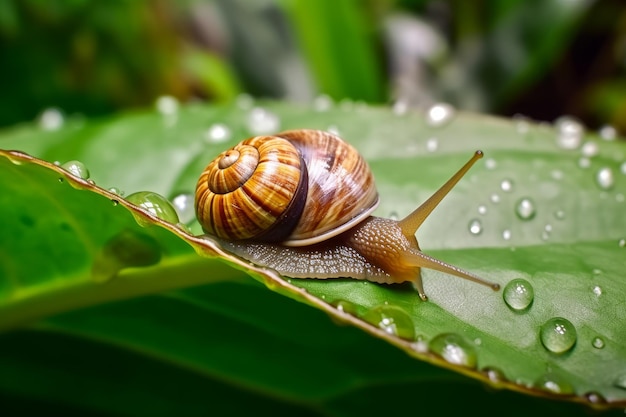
top-left (581, 141), bottom-right (599, 158)
top-left (155, 95), bottom-right (179, 116)
top-left (554, 209), bottom-right (565, 220)
top-left (111, 199), bottom-right (119, 206)
top-left (619, 238), bottom-right (625, 248)
top-left (482, 366), bottom-right (506, 384)
top-left (502, 229), bottom-right (512, 240)
top-left (613, 374), bottom-right (626, 390)
top-left (468, 219), bottom-right (483, 235)
top-left (500, 179), bottom-right (514, 192)
top-left (598, 124), bottom-right (617, 141)
top-left (411, 336), bottom-right (428, 353)
top-left (592, 285), bottom-right (602, 296)
top-left (205, 123), bottom-right (232, 143)
top-left (503, 278), bottom-right (534, 311)
top-left (392, 100), bottom-right (408, 116)
top-left (583, 391), bottom-right (607, 405)
top-left (485, 158), bottom-right (497, 170)
top-left (313, 94), bottom-right (333, 112)
top-left (108, 187), bottom-right (125, 196)
top-left (550, 169), bottom-right (564, 180)
top-left (477, 205), bottom-right (487, 215)
top-left (592, 336), bottom-right (605, 349)
top-left (490, 193), bottom-right (501, 204)
top-left (429, 333), bottom-right (477, 368)
top-left (535, 372), bottom-right (574, 394)
top-left (426, 137), bottom-right (438, 152)
top-left (554, 116), bottom-right (584, 150)
top-left (513, 114), bottom-right (531, 135)
top-left (515, 197), bottom-right (536, 220)
top-left (247, 107), bottom-right (280, 135)
top-left (91, 230), bottom-right (161, 283)
top-left (171, 192), bottom-right (196, 224)
top-left (621, 161), bottom-right (626, 175)
top-left (327, 125), bottom-right (340, 136)
top-left (126, 191), bottom-right (180, 224)
top-left (540, 317), bottom-right (577, 354)
top-left (425, 103), bottom-right (455, 128)
top-left (332, 299), bottom-right (359, 315)
top-left (595, 167), bottom-right (614, 190)
top-left (578, 157), bottom-right (591, 169)
top-left (361, 305), bottom-right (415, 340)
top-left (38, 107), bottom-right (64, 131)
top-left (60, 160), bottom-right (90, 180)
top-left (236, 93), bottom-right (254, 110)
top-left (389, 211), bottom-right (399, 221)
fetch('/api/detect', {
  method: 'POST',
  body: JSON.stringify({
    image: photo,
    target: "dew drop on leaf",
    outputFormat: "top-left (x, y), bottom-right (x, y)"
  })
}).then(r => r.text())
top-left (327, 124), bottom-right (340, 136)
top-left (477, 204), bottom-right (487, 215)
top-left (503, 278), bottom-right (534, 311)
top-left (171, 192), bottom-right (196, 224)
top-left (534, 372), bottom-right (574, 395)
top-left (619, 238), bottom-right (625, 248)
top-left (515, 197), bottom-right (536, 220)
top-left (598, 124), bottom-right (617, 141)
top-left (485, 158), bottom-right (497, 170)
top-left (126, 191), bottom-right (180, 224)
top-left (424, 103), bottom-right (455, 128)
top-left (361, 305), bottom-right (415, 340)
top-left (392, 99), bottom-right (408, 116)
top-left (205, 123), bottom-right (232, 143)
top-left (581, 141), bottom-right (599, 158)
top-left (236, 93), bottom-right (254, 110)
top-left (426, 137), bottom-right (438, 152)
top-left (595, 167), bottom-right (615, 190)
top-left (332, 299), bottom-right (359, 315)
top-left (247, 107), bottom-right (280, 135)
top-left (482, 366), bottom-right (507, 384)
top-left (429, 333), bottom-right (477, 368)
top-left (502, 229), bottom-right (512, 240)
top-left (313, 94), bottom-right (333, 112)
top-left (554, 209), bottom-right (566, 220)
top-left (91, 230), bottom-right (162, 283)
top-left (592, 337), bottom-right (605, 349)
top-left (578, 157), bottom-right (591, 169)
top-left (60, 160), bottom-right (90, 180)
top-left (621, 161), bottom-right (626, 175)
top-left (154, 95), bottom-right (179, 116)
top-left (490, 193), bottom-right (500, 204)
top-left (468, 218), bottom-right (483, 235)
top-left (539, 317), bottom-right (577, 354)
top-left (108, 187), bottom-right (125, 196)
top-left (592, 285), bottom-right (603, 296)
top-left (38, 107), bottom-right (65, 131)
top-left (554, 115), bottom-right (584, 150)
top-left (584, 391), bottom-right (607, 405)
top-left (500, 178), bottom-right (514, 192)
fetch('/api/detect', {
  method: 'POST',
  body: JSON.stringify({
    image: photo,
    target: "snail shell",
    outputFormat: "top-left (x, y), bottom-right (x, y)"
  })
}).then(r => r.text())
top-left (195, 129), bottom-right (379, 246)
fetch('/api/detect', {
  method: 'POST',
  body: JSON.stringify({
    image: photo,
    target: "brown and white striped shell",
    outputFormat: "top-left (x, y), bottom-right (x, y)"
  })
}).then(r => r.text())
top-left (195, 129), bottom-right (379, 246)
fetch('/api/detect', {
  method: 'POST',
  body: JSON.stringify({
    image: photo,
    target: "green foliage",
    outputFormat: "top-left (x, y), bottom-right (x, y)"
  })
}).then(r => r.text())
top-left (1, 101), bottom-right (625, 415)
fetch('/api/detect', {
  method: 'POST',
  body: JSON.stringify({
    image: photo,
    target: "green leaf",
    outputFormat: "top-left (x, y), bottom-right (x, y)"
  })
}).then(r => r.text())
top-left (1, 102), bottom-right (625, 415)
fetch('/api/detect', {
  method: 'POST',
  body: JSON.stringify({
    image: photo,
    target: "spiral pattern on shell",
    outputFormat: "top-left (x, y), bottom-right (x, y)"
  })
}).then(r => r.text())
top-left (195, 129), bottom-right (379, 246)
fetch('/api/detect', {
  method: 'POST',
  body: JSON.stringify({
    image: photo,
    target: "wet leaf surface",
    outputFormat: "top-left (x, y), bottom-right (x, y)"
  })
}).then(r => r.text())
top-left (1, 102), bottom-right (625, 415)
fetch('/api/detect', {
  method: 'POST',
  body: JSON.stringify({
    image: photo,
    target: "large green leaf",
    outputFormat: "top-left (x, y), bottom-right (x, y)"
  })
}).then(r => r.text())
top-left (1, 101), bottom-right (625, 415)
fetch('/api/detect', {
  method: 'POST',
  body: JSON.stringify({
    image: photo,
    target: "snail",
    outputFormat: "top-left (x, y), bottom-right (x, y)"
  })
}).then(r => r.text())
top-left (195, 129), bottom-right (500, 301)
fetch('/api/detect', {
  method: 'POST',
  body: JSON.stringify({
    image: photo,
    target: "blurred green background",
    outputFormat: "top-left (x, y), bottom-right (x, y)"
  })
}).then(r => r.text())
top-left (0, 0), bottom-right (625, 133)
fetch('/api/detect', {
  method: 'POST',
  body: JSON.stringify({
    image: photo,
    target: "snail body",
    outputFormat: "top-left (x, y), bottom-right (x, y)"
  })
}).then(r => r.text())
top-left (195, 129), bottom-right (499, 300)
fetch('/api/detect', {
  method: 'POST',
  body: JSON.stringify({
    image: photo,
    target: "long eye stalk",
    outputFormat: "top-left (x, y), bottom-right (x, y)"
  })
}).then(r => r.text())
top-left (399, 150), bottom-right (483, 237)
